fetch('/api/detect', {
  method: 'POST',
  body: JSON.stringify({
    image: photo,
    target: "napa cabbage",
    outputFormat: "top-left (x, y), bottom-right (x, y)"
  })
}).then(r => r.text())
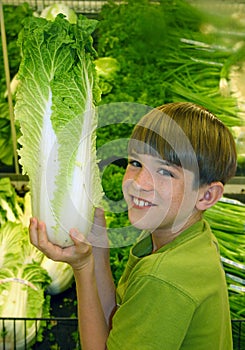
top-left (0, 265), bottom-right (50, 349)
top-left (0, 222), bottom-right (25, 269)
top-left (41, 256), bottom-right (74, 295)
top-left (0, 222), bottom-right (51, 349)
top-left (15, 14), bottom-right (103, 247)
top-left (0, 177), bottom-right (24, 226)
top-left (40, 3), bottom-right (77, 23)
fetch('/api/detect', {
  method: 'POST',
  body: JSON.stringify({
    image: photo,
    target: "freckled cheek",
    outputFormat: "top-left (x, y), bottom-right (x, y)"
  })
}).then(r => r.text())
top-left (122, 171), bottom-right (129, 186)
top-left (122, 170), bottom-right (129, 183)
top-left (158, 179), bottom-right (174, 198)
top-left (158, 184), bottom-right (184, 211)
top-left (122, 166), bottom-right (136, 186)
top-left (122, 174), bottom-right (131, 200)
top-left (168, 186), bottom-right (195, 213)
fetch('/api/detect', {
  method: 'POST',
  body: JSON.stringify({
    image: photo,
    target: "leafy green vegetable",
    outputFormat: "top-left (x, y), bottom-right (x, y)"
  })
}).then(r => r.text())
top-left (0, 222), bottom-right (24, 269)
top-left (0, 103), bottom-right (16, 166)
top-left (40, 3), bottom-right (77, 23)
top-left (0, 4), bottom-right (33, 167)
top-left (0, 177), bottom-right (23, 226)
top-left (0, 3), bottom-right (33, 94)
top-left (97, 0), bottom-right (243, 127)
top-left (95, 57), bottom-right (120, 79)
top-left (0, 222), bottom-right (51, 349)
top-left (0, 265), bottom-right (50, 349)
top-left (204, 197), bottom-right (245, 327)
top-left (41, 256), bottom-right (74, 295)
top-left (94, 57), bottom-right (120, 95)
top-left (15, 14), bottom-right (103, 247)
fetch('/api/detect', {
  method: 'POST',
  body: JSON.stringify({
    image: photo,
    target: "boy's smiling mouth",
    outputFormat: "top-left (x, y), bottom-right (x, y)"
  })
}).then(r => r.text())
top-left (131, 196), bottom-right (156, 208)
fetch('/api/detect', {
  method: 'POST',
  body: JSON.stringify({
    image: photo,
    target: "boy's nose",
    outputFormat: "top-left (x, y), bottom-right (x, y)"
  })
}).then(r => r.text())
top-left (134, 168), bottom-right (154, 191)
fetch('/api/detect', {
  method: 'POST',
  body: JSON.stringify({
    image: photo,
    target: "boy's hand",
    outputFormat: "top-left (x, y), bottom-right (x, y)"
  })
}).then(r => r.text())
top-left (29, 217), bottom-right (93, 271)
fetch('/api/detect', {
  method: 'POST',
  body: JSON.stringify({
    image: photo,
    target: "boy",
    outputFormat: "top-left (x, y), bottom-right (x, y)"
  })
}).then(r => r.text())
top-left (30, 102), bottom-right (236, 349)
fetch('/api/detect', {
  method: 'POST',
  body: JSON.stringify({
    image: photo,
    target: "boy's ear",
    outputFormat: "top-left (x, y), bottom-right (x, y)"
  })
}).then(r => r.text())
top-left (196, 182), bottom-right (224, 211)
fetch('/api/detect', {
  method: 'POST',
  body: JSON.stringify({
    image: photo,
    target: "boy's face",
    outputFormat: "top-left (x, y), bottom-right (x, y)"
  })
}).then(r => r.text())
top-left (122, 152), bottom-right (200, 234)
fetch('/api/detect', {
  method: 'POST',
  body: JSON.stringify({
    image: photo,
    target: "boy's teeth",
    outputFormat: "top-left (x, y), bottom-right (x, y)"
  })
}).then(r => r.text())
top-left (133, 197), bottom-right (150, 207)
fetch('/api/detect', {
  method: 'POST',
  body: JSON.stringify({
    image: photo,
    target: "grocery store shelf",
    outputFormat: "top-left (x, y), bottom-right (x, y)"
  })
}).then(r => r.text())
top-left (0, 173), bottom-right (29, 192)
top-left (224, 176), bottom-right (245, 203)
top-left (2, 0), bottom-right (245, 14)
top-left (1, 0), bottom-right (120, 14)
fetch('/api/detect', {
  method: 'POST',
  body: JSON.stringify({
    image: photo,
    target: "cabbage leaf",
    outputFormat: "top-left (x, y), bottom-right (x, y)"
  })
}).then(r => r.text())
top-left (15, 14), bottom-right (103, 247)
top-left (41, 255), bottom-right (74, 295)
top-left (0, 222), bottom-right (51, 349)
top-left (0, 264), bottom-right (50, 349)
top-left (0, 177), bottom-right (23, 226)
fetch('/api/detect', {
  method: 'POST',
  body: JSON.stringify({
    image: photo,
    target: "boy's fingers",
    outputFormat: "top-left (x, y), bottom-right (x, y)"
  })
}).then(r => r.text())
top-left (70, 229), bottom-right (92, 254)
top-left (70, 228), bottom-right (87, 243)
top-left (29, 217), bottom-right (39, 246)
top-left (36, 221), bottom-right (50, 249)
top-left (29, 218), bottom-right (54, 257)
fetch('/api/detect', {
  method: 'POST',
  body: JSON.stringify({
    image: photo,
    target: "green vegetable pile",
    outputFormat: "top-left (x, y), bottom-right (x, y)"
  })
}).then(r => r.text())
top-left (95, 0), bottom-right (244, 176)
top-left (0, 4), bottom-right (33, 168)
top-left (204, 198), bottom-right (245, 348)
top-left (97, 0), bottom-right (244, 125)
top-left (1, 0), bottom-right (244, 173)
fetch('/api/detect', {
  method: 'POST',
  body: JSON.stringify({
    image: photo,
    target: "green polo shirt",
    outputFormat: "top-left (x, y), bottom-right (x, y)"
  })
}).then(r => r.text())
top-left (107, 219), bottom-right (233, 349)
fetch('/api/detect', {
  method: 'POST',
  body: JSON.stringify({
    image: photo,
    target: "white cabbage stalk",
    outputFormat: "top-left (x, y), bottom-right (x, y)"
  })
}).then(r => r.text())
top-left (0, 265), bottom-right (50, 349)
top-left (19, 191), bottom-right (32, 228)
top-left (0, 272), bottom-right (40, 349)
top-left (0, 198), bottom-right (16, 222)
top-left (41, 256), bottom-right (74, 295)
top-left (15, 14), bottom-right (103, 247)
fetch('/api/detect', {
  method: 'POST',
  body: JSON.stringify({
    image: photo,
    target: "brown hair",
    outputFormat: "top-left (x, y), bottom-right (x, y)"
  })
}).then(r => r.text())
top-left (129, 102), bottom-right (237, 186)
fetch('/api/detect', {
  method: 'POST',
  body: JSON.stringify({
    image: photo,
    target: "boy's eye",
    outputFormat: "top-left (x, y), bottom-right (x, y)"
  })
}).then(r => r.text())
top-left (128, 159), bottom-right (142, 168)
top-left (158, 168), bottom-right (174, 177)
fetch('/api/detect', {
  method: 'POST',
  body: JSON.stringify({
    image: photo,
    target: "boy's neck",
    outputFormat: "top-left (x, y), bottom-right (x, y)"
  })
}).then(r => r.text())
top-left (151, 210), bottom-right (203, 252)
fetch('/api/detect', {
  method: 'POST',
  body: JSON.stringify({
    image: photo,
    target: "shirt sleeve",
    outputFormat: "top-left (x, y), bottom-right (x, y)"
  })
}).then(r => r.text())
top-left (107, 275), bottom-right (196, 350)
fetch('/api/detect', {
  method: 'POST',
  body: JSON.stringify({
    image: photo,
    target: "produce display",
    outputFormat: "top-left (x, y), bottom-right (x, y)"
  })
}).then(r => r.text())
top-left (0, 0), bottom-right (244, 348)
top-left (0, 3), bottom-right (33, 168)
top-left (204, 198), bottom-right (245, 348)
top-left (95, 0), bottom-right (245, 175)
top-left (96, 0), bottom-right (244, 119)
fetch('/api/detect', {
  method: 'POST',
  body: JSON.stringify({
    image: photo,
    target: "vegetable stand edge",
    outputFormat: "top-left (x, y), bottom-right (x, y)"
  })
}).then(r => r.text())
top-left (0, 317), bottom-right (244, 349)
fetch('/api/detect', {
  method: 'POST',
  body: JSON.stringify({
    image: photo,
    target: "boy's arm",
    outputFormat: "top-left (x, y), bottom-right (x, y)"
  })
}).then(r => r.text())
top-left (73, 254), bottom-right (111, 350)
top-left (93, 246), bottom-right (117, 325)
top-left (87, 208), bottom-right (117, 325)
top-left (73, 247), bottom-right (116, 349)
top-left (29, 209), bottom-right (116, 350)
